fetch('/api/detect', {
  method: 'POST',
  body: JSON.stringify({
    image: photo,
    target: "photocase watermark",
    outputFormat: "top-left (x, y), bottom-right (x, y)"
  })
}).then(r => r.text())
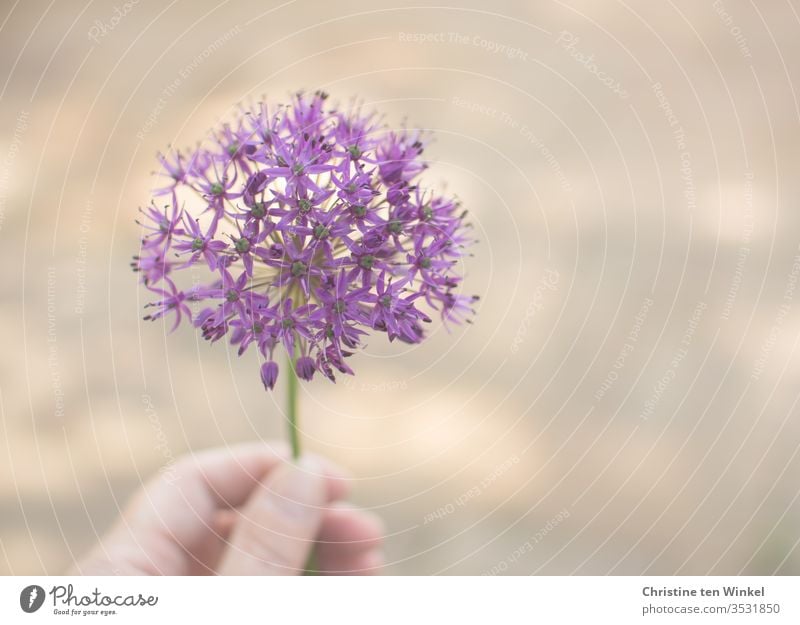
top-left (483, 508), bottom-right (571, 575)
top-left (0, 109), bottom-right (29, 234)
top-left (47, 268), bottom-right (65, 421)
top-left (510, 269), bottom-right (559, 354)
top-left (451, 95), bottom-right (572, 191)
top-left (652, 81), bottom-right (696, 213)
top-left (640, 301), bottom-right (706, 420)
top-left (422, 455), bottom-right (520, 525)
top-left (398, 31), bottom-right (528, 61)
top-left (136, 25), bottom-right (243, 141)
top-left (721, 171), bottom-right (754, 321)
top-left (751, 244), bottom-right (800, 381)
top-left (555, 31), bottom-right (629, 99)
top-left (712, 0), bottom-right (752, 59)
top-left (141, 394), bottom-right (179, 484)
top-left (74, 197), bottom-right (93, 316)
top-left (87, 0), bottom-right (140, 44)
top-left (519, 125), bottom-right (572, 192)
top-left (595, 297), bottom-right (654, 400)
top-left (451, 95), bottom-right (501, 119)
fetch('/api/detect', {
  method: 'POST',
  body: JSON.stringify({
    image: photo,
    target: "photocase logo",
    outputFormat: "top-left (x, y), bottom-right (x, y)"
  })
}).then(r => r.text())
top-left (20, 585), bottom-right (45, 613)
top-left (16, 583), bottom-right (159, 616)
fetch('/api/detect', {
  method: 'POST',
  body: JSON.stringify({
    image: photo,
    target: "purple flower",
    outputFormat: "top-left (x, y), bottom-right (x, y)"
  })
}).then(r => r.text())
top-left (134, 91), bottom-right (477, 391)
top-left (260, 361), bottom-right (279, 390)
top-left (295, 356), bottom-right (316, 381)
top-left (142, 277), bottom-right (191, 332)
top-left (173, 214), bottom-right (228, 270)
top-left (137, 192), bottom-right (183, 251)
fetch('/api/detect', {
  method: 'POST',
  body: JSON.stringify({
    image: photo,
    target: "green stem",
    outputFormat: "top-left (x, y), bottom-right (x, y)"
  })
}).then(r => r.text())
top-left (286, 355), bottom-right (301, 460)
top-left (285, 352), bottom-right (319, 575)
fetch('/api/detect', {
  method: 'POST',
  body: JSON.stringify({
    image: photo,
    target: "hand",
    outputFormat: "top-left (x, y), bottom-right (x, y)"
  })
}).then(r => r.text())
top-left (71, 442), bottom-right (384, 575)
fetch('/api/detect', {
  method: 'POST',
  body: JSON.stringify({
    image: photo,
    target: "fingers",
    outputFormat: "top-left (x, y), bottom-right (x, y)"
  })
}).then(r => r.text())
top-left (73, 443), bottom-right (289, 575)
top-left (72, 442), bottom-right (363, 576)
top-left (124, 442), bottom-right (288, 532)
top-left (315, 504), bottom-right (385, 575)
top-left (183, 510), bottom-right (236, 576)
top-left (186, 441), bottom-right (291, 508)
top-left (217, 456), bottom-right (331, 575)
top-left (76, 443), bottom-right (350, 575)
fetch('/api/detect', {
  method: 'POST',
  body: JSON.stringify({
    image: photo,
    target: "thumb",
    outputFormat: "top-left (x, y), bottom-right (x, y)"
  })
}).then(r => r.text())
top-left (218, 456), bottom-right (327, 575)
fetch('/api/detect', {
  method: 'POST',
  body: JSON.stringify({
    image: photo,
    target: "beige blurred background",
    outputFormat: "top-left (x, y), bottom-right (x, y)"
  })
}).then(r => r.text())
top-left (1, 0), bottom-right (800, 575)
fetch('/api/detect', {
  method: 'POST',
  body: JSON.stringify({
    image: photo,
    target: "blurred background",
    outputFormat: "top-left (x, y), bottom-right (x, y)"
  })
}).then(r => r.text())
top-left (1, 0), bottom-right (800, 575)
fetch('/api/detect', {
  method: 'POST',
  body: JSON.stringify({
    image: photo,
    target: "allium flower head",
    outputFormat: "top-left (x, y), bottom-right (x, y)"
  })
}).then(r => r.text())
top-left (134, 91), bottom-right (477, 390)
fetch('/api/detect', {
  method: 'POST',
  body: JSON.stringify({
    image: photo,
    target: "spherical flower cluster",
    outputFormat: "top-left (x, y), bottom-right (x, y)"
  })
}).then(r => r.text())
top-left (134, 91), bottom-right (477, 390)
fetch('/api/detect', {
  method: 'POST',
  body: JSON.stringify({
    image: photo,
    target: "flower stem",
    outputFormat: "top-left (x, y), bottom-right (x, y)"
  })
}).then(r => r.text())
top-left (286, 354), bottom-right (301, 460)
top-left (285, 352), bottom-right (319, 575)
